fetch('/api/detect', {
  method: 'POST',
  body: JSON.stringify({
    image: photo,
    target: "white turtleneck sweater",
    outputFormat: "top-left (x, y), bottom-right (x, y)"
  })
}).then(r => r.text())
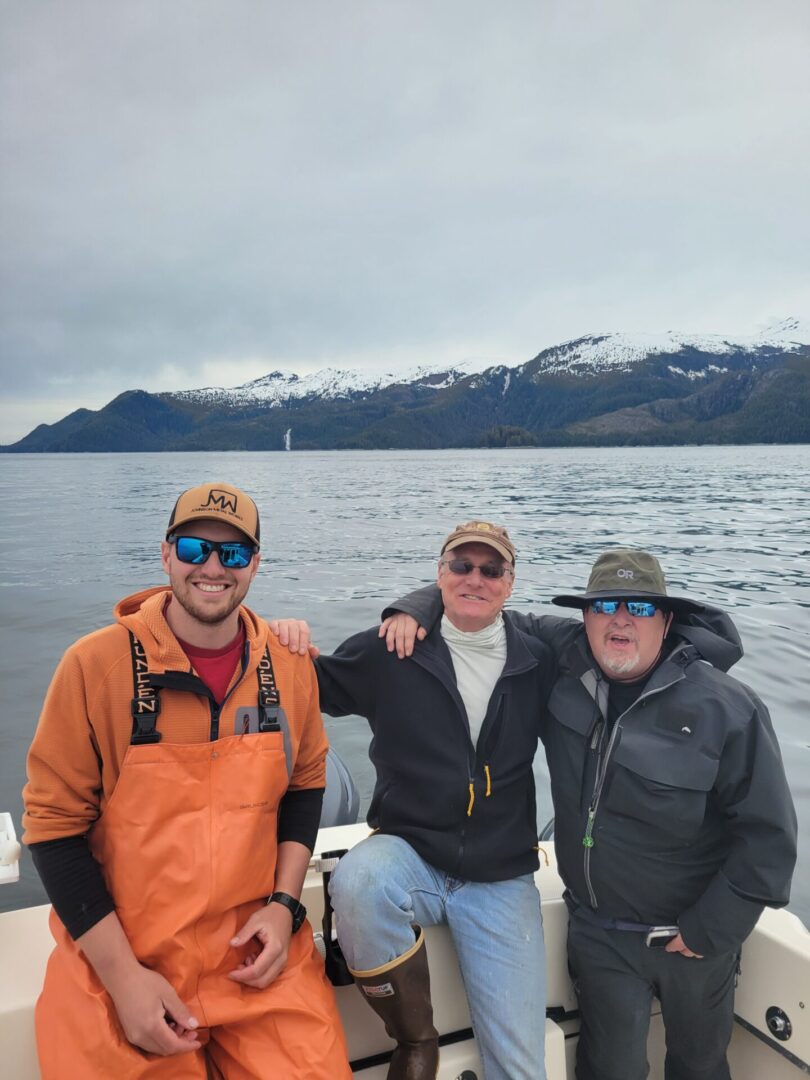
top-left (440, 613), bottom-right (507, 747)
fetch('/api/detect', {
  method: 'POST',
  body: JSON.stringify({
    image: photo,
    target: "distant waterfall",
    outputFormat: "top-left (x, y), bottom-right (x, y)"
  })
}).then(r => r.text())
top-left (284, 428), bottom-right (292, 451)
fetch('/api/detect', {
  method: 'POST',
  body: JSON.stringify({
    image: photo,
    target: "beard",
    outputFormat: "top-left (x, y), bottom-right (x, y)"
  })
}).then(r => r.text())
top-left (598, 646), bottom-right (640, 676)
top-left (171, 579), bottom-right (245, 626)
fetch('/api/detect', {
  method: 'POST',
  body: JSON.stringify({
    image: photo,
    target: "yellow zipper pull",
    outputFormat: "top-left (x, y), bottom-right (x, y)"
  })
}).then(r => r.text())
top-left (467, 782), bottom-right (475, 817)
top-left (484, 764), bottom-right (492, 797)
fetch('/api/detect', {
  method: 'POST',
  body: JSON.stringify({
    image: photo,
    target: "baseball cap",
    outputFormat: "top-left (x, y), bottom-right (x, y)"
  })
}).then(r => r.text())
top-left (166, 482), bottom-right (260, 547)
top-left (441, 520), bottom-right (516, 564)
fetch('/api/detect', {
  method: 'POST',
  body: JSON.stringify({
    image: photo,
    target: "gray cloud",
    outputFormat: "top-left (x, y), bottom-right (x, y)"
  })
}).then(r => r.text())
top-left (2, 0), bottom-right (809, 441)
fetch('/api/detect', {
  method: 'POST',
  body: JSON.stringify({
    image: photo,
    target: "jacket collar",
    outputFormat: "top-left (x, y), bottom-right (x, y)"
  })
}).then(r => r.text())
top-left (564, 629), bottom-right (695, 698)
top-left (419, 612), bottom-right (539, 675)
top-left (115, 585), bottom-right (267, 672)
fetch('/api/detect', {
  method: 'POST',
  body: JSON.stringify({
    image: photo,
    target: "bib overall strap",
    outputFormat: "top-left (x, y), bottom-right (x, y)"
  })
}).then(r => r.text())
top-left (257, 647), bottom-right (294, 779)
top-left (128, 632), bottom-right (162, 745)
top-left (257, 647), bottom-right (282, 732)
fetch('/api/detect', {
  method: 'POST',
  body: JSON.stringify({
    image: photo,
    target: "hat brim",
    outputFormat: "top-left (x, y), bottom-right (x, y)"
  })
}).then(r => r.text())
top-left (167, 513), bottom-right (259, 548)
top-left (551, 589), bottom-right (705, 615)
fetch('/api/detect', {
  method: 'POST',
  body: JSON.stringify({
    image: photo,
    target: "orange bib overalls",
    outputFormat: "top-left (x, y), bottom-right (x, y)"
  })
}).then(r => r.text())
top-left (36, 719), bottom-right (349, 1077)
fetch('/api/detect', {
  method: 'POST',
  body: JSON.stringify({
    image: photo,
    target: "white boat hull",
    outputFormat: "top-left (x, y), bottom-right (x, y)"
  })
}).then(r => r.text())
top-left (2, 823), bottom-right (808, 1078)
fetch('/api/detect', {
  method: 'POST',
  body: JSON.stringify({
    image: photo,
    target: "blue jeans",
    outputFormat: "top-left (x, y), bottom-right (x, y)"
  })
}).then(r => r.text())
top-left (329, 834), bottom-right (546, 1080)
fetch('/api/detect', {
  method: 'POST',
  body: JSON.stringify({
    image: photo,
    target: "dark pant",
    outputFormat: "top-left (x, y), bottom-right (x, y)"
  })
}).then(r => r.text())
top-left (568, 913), bottom-right (738, 1080)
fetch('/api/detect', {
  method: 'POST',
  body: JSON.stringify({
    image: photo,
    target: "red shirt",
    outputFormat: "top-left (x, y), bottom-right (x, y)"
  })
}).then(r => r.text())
top-left (176, 626), bottom-right (245, 704)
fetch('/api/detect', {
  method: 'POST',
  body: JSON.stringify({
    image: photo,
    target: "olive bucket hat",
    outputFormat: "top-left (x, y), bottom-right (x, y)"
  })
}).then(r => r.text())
top-left (552, 549), bottom-right (705, 615)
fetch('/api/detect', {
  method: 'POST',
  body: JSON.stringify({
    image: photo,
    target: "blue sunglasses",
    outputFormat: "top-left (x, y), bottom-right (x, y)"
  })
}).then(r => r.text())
top-left (170, 535), bottom-right (257, 569)
top-left (589, 599), bottom-right (662, 618)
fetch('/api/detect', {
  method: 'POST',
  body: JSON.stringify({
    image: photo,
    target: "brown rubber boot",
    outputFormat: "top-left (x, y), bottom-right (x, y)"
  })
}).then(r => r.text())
top-left (351, 927), bottom-right (440, 1080)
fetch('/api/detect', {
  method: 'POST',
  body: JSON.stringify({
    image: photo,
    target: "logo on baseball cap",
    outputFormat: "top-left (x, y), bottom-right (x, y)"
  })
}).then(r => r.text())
top-left (166, 483), bottom-right (260, 547)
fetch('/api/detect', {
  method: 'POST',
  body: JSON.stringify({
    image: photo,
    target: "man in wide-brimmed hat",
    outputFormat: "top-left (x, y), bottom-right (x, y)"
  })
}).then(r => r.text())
top-left (551, 548), bottom-right (704, 681)
top-left (380, 547), bottom-right (797, 1080)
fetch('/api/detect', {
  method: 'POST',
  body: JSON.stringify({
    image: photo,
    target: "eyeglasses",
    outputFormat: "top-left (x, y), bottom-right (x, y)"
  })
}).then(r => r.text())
top-left (589, 599), bottom-right (662, 618)
top-left (169, 535), bottom-right (257, 569)
top-left (441, 558), bottom-right (514, 580)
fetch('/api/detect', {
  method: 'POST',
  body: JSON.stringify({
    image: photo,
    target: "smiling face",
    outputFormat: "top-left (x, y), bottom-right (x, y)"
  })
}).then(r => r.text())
top-left (583, 600), bottom-right (673, 682)
top-left (161, 519), bottom-right (259, 645)
top-left (437, 541), bottom-right (514, 633)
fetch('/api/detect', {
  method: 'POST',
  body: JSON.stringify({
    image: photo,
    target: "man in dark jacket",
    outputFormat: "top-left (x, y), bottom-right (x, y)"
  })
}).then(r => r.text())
top-left (382, 549), bottom-right (797, 1080)
top-left (316, 521), bottom-right (556, 1080)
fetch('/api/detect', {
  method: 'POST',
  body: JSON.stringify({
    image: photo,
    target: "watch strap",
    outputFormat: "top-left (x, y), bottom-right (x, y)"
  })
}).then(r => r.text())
top-left (267, 890), bottom-right (307, 932)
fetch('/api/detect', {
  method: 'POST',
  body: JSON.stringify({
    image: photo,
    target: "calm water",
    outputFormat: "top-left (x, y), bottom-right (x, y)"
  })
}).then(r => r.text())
top-left (1, 447), bottom-right (808, 925)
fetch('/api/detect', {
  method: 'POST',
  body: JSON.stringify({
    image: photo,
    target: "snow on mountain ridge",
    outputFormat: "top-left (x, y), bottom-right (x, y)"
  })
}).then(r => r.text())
top-left (525, 325), bottom-right (808, 377)
top-left (167, 321), bottom-right (808, 405)
top-left (170, 360), bottom-right (492, 407)
top-left (753, 315), bottom-right (810, 342)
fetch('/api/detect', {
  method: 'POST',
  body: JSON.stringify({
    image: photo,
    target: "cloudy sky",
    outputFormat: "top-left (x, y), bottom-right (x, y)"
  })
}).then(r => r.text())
top-left (1, 1), bottom-right (809, 444)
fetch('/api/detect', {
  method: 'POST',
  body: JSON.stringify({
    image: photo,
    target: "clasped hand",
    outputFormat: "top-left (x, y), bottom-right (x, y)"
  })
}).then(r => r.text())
top-left (108, 906), bottom-right (294, 1055)
top-left (228, 900), bottom-right (294, 989)
top-left (108, 963), bottom-right (201, 1056)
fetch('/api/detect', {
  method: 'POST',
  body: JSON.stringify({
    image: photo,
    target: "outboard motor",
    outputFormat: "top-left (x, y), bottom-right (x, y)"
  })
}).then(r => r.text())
top-left (319, 746), bottom-right (360, 827)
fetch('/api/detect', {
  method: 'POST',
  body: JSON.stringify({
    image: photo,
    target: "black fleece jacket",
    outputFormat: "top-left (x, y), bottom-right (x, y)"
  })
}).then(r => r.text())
top-left (315, 620), bottom-right (556, 882)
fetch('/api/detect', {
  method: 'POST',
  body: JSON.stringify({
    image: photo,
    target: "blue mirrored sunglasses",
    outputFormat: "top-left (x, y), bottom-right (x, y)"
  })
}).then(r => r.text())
top-left (590, 599), bottom-right (661, 618)
top-left (170, 535), bottom-right (257, 569)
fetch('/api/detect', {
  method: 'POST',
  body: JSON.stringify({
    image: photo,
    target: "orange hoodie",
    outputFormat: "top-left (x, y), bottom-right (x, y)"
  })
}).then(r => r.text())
top-left (23, 586), bottom-right (327, 844)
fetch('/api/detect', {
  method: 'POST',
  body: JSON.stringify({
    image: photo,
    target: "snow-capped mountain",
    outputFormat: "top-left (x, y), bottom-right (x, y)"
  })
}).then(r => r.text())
top-left (170, 360), bottom-right (495, 407)
top-left (169, 319), bottom-right (810, 407)
top-left (522, 319), bottom-right (810, 379)
top-left (4, 319), bottom-right (808, 452)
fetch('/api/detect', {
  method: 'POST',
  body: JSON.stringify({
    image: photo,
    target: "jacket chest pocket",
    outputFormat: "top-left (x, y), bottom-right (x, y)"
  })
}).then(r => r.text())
top-left (547, 683), bottom-right (599, 740)
top-left (605, 735), bottom-right (719, 844)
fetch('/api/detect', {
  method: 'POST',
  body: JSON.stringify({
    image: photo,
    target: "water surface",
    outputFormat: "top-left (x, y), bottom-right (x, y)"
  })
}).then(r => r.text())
top-left (1, 446), bottom-right (807, 924)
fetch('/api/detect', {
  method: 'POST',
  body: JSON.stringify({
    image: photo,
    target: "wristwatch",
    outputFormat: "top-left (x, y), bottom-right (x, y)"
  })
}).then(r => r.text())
top-left (266, 891), bottom-right (307, 933)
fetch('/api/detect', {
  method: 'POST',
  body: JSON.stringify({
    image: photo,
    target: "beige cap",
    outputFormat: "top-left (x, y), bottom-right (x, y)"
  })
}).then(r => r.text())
top-left (441, 520), bottom-right (516, 564)
top-left (166, 482), bottom-right (260, 547)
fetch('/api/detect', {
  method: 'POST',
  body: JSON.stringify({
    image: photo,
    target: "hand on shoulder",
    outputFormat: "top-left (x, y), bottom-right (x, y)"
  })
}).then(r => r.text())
top-left (269, 618), bottom-right (320, 659)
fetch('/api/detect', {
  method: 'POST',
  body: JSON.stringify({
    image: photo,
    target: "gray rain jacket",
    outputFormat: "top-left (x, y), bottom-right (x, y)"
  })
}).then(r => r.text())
top-left (385, 587), bottom-right (797, 957)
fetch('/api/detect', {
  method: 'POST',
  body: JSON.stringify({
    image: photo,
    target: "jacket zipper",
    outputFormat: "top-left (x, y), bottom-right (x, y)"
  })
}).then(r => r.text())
top-left (410, 639), bottom-right (535, 878)
top-left (209, 700), bottom-right (222, 740)
top-left (458, 692), bottom-right (506, 873)
top-left (582, 717), bottom-right (619, 906)
top-left (207, 639), bottom-right (251, 740)
top-left (456, 751), bottom-right (477, 874)
top-left (581, 670), bottom-right (685, 909)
